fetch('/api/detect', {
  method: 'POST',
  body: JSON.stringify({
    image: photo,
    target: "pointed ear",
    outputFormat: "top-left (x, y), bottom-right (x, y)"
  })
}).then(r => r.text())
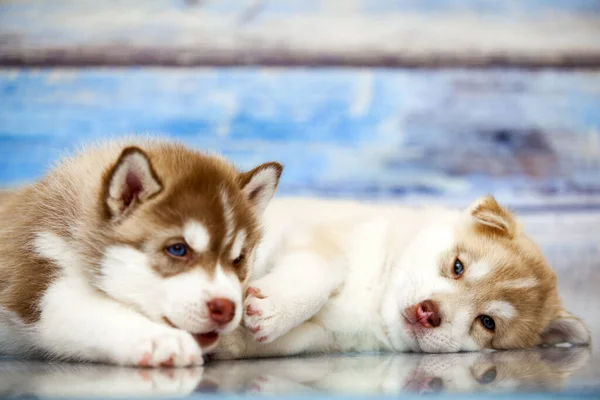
top-left (238, 162), bottom-right (283, 215)
top-left (103, 147), bottom-right (162, 219)
top-left (468, 195), bottom-right (517, 237)
top-left (539, 309), bottom-right (590, 347)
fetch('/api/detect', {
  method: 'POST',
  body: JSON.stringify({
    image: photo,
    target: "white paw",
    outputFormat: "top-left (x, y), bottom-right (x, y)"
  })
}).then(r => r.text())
top-left (121, 329), bottom-right (204, 367)
top-left (243, 285), bottom-right (296, 344)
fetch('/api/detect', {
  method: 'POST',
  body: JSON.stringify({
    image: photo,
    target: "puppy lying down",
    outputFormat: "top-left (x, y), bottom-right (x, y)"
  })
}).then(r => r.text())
top-left (213, 196), bottom-right (590, 359)
top-left (0, 138), bottom-right (283, 366)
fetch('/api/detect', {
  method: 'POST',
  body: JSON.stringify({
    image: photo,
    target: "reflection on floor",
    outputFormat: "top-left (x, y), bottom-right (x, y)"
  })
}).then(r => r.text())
top-left (0, 347), bottom-right (596, 398)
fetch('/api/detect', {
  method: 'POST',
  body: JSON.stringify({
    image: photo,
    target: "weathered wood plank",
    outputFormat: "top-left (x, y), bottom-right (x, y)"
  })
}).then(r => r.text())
top-left (1, 0), bottom-right (600, 67)
top-left (1, 68), bottom-right (599, 204)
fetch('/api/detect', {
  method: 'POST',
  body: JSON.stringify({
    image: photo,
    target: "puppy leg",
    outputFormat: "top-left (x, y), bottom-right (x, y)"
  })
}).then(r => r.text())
top-left (21, 275), bottom-right (204, 367)
top-left (214, 320), bottom-right (331, 359)
top-left (242, 249), bottom-right (345, 344)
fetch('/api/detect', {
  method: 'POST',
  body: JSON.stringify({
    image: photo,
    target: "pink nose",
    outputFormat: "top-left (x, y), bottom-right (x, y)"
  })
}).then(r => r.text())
top-left (207, 298), bottom-right (235, 325)
top-left (416, 300), bottom-right (441, 328)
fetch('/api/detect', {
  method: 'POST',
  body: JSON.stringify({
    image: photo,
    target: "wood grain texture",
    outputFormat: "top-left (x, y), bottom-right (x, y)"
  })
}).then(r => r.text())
top-left (1, 68), bottom-right (599, 205)
top-left (1, 0), bottom-right (600, 67)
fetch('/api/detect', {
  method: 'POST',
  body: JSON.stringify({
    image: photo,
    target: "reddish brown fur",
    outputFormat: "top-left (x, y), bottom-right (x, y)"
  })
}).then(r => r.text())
top-left (434, 196), bottom-right (581, 350)
top-left (0, 138), bottom-right (282, 323)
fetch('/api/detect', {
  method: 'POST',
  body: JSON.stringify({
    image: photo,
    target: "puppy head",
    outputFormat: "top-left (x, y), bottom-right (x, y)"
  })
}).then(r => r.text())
top-left (382, 196), bottom-right (589, 353)
top-left (96, 145), bottom-right (282, 348)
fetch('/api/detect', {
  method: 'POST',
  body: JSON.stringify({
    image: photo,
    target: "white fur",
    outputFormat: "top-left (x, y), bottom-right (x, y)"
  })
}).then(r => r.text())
top-left (230, 229), bottom-right (247, 260)
top-left (466, 261), bottom-right (492, 281)
top-left (215, 197), bottom-right (549, 358)
top-left (27, 233), bottom-right (203, 366)
top-left (99, 245), bottom-right (241, 335)
top-left (184, 220), bottom-right (211, 253)
top-left (0, 139), bottom-right (282, 366)
top-left (242, 166), bottom-right (280, 215)
top-left (213, 264), bottom-right (244, 333)
top-left (3, 231), bottom-right (244, 366)
top-left (500, 278), bottom-right (539, 290)
top-left (483, 301), bottom-right (516, 320)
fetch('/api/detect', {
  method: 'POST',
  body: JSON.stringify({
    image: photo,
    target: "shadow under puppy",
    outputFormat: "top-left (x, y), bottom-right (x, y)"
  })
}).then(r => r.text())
top-left (214, 196), bottom-right (590, 358)
top-left (0, 138), bottom-right (282, 366)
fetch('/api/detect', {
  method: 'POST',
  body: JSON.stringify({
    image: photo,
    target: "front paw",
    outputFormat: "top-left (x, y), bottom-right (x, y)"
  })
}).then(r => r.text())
top-left (243, 285), bottom-right (295, 344)
top-left (119, 329), bottom-right (204, 367)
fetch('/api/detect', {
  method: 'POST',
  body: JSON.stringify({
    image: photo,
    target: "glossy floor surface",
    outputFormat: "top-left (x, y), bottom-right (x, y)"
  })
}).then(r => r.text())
top-left (1, 347), bottom-right (598, 399)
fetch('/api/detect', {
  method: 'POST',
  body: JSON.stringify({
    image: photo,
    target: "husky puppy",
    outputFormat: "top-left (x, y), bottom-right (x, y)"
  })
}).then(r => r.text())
top-left (215, 196), bottom-right (590, 358)
top-left (0, 138), bottom-right (282, 366)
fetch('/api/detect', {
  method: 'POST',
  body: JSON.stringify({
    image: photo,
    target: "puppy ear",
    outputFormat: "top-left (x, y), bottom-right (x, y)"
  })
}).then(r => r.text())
top-left (103, 147), bottom-right (162, 219)
top-left (468, 195), bottom-right (516, 237)
top-left (539, 308), bottom-right (590, 347)
top-left (238, 162), bottom-right (283, 215)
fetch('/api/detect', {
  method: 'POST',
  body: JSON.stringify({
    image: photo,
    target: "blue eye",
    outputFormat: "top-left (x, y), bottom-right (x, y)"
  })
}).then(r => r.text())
top-left (480, 315), bottom-right (496, 331)
top-left (453, 258), bottom-right (464, 277)
top-left (166, 243), bottom-right (188, 258)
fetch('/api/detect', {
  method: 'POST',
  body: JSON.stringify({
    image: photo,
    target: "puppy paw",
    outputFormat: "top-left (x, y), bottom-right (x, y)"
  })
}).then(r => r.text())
top-left (243, 284), bottom-right (296, 344)
top-left (125, 329), bottom-right (204, 367)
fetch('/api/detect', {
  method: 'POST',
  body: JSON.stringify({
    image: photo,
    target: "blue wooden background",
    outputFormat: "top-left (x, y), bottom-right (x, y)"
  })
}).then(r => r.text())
top-left (1, 0), bottom-right (599, 205)
top-left (1, 68), bottom-right (600, 206)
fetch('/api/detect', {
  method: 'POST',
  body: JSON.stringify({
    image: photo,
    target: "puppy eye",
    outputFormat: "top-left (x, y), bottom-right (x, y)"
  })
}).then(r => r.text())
top-left (232, 254), bottom-right (245, 265)
top-left (477, 367), bottom-right (497, 384)
top-left (166, 243), bottom-right (188, 258)
top-left (453, 258), bottom-right (465, 277)
top-left (479, 315), bottom-right (496, 331)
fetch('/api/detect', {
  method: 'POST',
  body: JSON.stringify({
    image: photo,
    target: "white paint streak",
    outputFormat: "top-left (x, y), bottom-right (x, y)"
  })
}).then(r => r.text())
top-left (350, 71), bottom-right (373, 117)
top-left (483, 301), bottom-right (516, 320)
top-left (184, 221), bottom-right (210, 253)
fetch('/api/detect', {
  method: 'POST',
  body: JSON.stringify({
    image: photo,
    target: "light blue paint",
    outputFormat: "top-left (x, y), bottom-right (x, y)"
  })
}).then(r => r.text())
top-left (1, 68), bottom-right (599, 201)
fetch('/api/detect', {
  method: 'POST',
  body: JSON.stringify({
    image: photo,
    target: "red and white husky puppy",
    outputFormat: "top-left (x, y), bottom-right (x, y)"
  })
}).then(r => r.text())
top-left (0, 138), bottom-right (282, 367)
